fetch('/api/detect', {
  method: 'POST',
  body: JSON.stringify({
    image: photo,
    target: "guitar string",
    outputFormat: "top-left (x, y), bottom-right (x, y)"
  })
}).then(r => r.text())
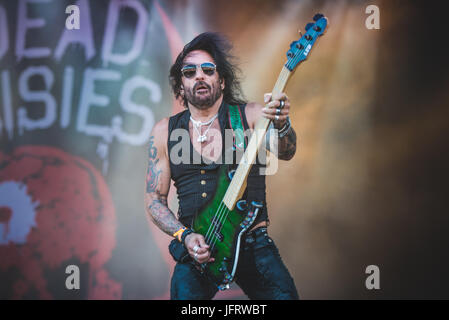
top-left (205, 198), bottom-right (232, 245)
top-left (203, 200), bottom-right (225, 242)
top-left (286, 28), bottom-right (320, 71)
top-left (206, 170), bottom-right (248, 250)
top-left (206, 202), bottom-right (231, 256)
top-left (209, 205), bottom-right (230, 253)
top-left (204, 201), bottom-right (226, 243)
top-left (210, 206), bottom-right (230, 252)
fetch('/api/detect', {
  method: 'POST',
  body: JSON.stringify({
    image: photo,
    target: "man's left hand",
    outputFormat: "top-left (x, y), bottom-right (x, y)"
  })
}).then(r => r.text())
top-left (262, 92), bottom-right (290, 128)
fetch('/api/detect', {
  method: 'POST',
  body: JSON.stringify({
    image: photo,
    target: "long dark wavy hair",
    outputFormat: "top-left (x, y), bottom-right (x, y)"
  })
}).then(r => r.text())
top-left (169, 32), bottom-right (246, 107)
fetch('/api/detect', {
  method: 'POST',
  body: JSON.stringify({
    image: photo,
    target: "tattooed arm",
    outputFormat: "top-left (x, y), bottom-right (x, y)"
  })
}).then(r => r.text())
top-left (144, 118), bottom-right (214, 264)
top-left (144, 118), bottom-right (184, 236)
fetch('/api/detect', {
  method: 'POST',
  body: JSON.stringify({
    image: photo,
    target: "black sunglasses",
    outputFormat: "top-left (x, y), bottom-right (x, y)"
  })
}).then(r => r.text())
top-left (181, 62), bottom-right (216, 79)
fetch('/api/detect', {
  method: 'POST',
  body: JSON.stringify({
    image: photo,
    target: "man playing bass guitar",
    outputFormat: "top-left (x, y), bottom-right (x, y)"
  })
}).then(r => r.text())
top-left (145, 32), bottom-right (299, 300)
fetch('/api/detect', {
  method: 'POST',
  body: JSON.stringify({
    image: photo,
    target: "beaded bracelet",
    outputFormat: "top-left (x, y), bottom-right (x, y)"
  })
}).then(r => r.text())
top-left (173, 227), bottom-right (187, 242)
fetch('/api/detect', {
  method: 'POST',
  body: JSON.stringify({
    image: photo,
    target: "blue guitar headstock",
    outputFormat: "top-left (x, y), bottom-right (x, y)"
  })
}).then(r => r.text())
top-left (285, 13), bottom-right (328, 71)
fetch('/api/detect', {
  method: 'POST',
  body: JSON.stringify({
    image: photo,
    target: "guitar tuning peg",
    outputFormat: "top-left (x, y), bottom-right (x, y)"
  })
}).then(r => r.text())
top-left (313, 13), bottom-right (324, 21)
top-left (298, 29), bottom-right (303, 37)
top-left (305, 23), bottom-right (314, 31)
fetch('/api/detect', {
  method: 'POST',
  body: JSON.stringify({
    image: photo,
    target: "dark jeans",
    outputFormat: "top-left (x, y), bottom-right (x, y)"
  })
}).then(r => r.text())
top-left (170, 227), bottom-right (299, 300)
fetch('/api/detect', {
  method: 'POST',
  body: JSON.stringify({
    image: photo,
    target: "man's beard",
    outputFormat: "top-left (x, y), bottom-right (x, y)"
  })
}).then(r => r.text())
top-left (185, 81), bottom-right (223, 110)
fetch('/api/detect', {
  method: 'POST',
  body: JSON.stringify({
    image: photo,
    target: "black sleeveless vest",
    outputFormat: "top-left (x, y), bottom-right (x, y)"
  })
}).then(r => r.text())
top-left (167, 101), bottom-right (268, 227)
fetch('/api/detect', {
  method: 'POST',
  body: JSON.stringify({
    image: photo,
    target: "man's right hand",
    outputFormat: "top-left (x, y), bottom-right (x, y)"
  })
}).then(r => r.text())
top-left (184, 233), bottom-right (214, 264)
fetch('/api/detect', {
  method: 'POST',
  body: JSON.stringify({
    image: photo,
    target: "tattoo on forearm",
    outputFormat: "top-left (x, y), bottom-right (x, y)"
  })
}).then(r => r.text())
top-left (147, 193), bottom-right (183, 236)
top-left (278, 128), bottom-right (297, 160)
top-left (146, 136), bottom-right (162, 193)
top-left (145, 136), bottom-right (183, 236)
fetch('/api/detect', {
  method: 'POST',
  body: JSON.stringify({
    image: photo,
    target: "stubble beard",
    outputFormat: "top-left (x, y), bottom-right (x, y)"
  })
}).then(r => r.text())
top-left (185, 81), bottom-right (223, 110)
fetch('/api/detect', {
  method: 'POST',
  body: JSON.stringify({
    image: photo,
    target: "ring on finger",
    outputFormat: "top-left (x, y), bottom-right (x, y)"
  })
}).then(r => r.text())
top-left (275, 114), bottom-right (280, 121)
top-left (194, 252), bottom-right (198, 260)
top-left (275, 108), bottom-right (281, 116)
top-left (279, 100), bottom-right (285, 109)
top-left (193, 245), bottom-right (199, 253)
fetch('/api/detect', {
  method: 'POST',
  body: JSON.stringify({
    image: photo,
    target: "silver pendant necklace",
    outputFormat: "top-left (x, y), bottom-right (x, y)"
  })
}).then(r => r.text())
top-left (190, 113), bottom-right (219, 143)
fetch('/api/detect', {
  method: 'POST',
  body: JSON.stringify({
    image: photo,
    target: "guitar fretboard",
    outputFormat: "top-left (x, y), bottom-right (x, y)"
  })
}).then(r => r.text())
top-left (222, 66), bottom-right (292, 209)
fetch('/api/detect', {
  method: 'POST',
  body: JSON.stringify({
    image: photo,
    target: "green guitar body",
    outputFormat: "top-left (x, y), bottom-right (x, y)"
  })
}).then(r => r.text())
top-left (192, 165), bottom-right (261, 290)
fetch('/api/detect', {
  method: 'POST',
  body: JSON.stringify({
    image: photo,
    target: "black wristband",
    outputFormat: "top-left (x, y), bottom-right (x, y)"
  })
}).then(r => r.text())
top-left (278, 117), bottom-right (292, 138)
top-left (181, 228), bottom-right (194, 246)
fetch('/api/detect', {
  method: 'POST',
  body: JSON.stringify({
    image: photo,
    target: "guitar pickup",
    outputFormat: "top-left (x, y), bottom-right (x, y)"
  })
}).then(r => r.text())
top-left (214, 231), bottom-right (224, 242)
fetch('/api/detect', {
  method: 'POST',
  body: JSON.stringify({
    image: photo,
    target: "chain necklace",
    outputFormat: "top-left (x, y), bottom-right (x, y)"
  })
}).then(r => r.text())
top-left (190, 113), bottom-right (219, 143)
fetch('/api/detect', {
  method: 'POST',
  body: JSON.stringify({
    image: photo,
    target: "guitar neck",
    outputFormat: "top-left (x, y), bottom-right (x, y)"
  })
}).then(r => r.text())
top-left (222, 66), bottom-right (292, 210)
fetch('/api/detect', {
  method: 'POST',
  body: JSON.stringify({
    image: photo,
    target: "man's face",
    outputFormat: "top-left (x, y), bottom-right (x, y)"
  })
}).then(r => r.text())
top-left (181, 50), bottom-right (224, 110)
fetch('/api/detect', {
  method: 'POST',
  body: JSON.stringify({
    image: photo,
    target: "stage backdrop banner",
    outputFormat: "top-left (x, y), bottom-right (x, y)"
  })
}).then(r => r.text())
top-left (0, 0), bottom-right (185, 299)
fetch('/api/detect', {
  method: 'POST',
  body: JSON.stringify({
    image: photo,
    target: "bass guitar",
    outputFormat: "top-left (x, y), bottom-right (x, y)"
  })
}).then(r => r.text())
top-left (192, 13), bottom-right (328, 290)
